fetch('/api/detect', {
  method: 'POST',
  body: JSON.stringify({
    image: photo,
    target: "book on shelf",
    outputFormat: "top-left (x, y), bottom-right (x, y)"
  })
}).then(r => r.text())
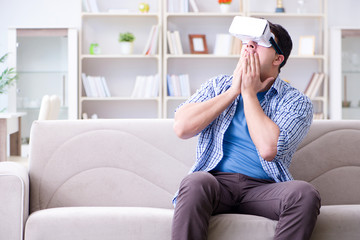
top-left (82, 73), bottom-right (111, 97)
top-left (310, 73), bottom-right (325, 99)
top-left (167, 74), bottom-right (191, 97)
top-left (189, 0), bottom-right (199, 12)
top-left (213, 34), bottom-right (233, 55)
top-left (167, 31), bottom-right (175, 55)
top-left (84, 0), bottom-right (99, 13)
top-left (100, 77), bottom-right (111, 97)
top-left (304, 72), bottom-right (316, 97)
top-left (167, 31), bottom-right (183, 55)
top-left (131, 74), bottom-right (159, 98)
top-left (143, 25), bottom-right (160, 56)
top-left (231, 37), bottom-right (243, 55)
top-left (81, 73), bottom-right (92, 96)
top-left (174, 31), bottom-right (183, 54)
top-left (168, 0), bottom-right (189, 13)
top-left (304, 72), bottom-right (325, 99)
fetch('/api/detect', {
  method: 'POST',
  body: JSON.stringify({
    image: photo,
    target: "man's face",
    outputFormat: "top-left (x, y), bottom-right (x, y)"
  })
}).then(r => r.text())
top-left (241, 40), bottom-right (278, 79)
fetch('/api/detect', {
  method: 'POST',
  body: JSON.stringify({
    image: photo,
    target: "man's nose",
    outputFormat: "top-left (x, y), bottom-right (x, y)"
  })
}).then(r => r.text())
top-left (246, 41), bottom-right (257, 51)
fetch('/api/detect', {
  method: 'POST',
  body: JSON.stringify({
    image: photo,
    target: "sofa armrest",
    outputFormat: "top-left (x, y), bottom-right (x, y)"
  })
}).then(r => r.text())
top-left (0, 162), bottom-right (29, 240)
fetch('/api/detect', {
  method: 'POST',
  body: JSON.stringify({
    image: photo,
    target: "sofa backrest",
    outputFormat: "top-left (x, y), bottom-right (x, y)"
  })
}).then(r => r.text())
top-left (29, 119), bottom-right (360, 213)
top-left (290, 120), bottom-right (360, 205)
top-left (28, 119), bottom-right (197, 213)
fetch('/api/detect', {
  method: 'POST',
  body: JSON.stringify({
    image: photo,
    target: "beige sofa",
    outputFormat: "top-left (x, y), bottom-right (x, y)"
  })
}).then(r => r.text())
top-left (1, 119), bottom-right (360, 240)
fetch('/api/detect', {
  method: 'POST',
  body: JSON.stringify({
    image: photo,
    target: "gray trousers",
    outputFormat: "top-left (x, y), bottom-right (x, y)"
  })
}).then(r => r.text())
top-left (172, 171), bottom-right (321, 240)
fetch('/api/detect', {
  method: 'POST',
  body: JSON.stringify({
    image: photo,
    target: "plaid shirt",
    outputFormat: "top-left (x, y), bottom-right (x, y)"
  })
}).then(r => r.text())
top-left (173, 74), bottom-right (313, 206)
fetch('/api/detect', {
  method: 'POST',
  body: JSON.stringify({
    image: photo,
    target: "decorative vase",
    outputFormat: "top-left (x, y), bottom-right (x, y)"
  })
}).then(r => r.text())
top-left (89, 43), bottom-right (101, 55)
top-left (119, 42), bottom-right (133, 55)
top-left (219, 4), bottom-right (230, 13)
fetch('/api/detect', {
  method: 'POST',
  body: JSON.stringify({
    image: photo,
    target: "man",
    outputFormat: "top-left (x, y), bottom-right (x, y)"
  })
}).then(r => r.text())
top-left (171, 19), bottom-right (321, 240)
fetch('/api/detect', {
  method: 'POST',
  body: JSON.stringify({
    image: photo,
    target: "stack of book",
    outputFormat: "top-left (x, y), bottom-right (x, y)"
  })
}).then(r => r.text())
top-left (167, 31), bottom-right (183, 55)
top-left (131, 74), bottom-right (160, 98)
top-left (82, 73), bottom-right (111, 97)
top-left (143, 25), bottom-right (160, 56)
top-left (304, 72), bottom-right (325, 99)
top-left (167, 74), bottom-right (191, 97)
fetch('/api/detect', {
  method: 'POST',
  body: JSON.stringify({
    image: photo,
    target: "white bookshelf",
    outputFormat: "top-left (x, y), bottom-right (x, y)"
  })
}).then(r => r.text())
top-left (78, 0), bottom-right (328, 119)
top-left (79, 0), bottom-right (162, 119)
top-left (162, 0), bottom-right (328, 118)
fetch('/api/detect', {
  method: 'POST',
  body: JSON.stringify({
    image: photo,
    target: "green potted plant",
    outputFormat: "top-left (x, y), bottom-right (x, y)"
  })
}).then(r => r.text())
top-left (118, 32), bottom-right (135, 55)
top-left (0, 53), bottom-right (17, 112)
top-left (0, 53), bottom-right (16, 95)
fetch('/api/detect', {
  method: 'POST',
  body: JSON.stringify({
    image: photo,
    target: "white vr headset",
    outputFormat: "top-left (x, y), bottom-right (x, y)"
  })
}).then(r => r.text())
top-left (229, 16), bottom-right (283, 55)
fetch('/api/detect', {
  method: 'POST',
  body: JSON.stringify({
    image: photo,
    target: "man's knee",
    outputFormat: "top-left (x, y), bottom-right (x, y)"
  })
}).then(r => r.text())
top-left (288, 181), bottom-right (321, 213)
top-left (178, 171), bottom-right (219, 202)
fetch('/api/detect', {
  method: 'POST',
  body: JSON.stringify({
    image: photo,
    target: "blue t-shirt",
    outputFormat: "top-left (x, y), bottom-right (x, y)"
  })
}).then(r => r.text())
top-left (213, 91), bottom-right (271, 180)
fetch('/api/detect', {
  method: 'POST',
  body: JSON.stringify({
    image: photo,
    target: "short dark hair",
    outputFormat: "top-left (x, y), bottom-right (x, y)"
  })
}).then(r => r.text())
top-left (268, 21), bottom-right (293, 71)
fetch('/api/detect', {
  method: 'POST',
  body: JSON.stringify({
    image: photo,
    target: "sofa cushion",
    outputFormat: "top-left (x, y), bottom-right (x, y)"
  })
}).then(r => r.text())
top-left (24, 206), bottom-right (279, 240)
top-left (22, 205), bottom-right (360, 240)
top-left (208, 214), bottom-right (277, 240)
top-left (209, 205), bottom-right (360, 240)
top-left (25, 207), bottom-right (174, 240)
top-left (311, 205), bottom-right (360, 240)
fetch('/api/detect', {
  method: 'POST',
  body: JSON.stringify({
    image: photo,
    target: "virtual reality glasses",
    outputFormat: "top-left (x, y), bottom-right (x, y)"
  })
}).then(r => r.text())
top-left (229, 16), bottom-right (283, 55)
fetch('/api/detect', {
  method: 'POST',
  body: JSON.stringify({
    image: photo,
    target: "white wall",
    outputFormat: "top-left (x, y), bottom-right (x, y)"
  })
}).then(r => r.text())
top-left (327, 0), bottom-right (360, 27)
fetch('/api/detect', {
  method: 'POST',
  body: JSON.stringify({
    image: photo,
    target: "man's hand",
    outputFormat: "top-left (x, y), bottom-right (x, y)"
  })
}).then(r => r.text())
top-left (174, 51), bottom-right (250, 139)
top-left (241, 51), bottom-right (274, 96)
top-left (229, 48), bottom-right (248, 96)
top-left (240, 51), bottom-right (279, 162)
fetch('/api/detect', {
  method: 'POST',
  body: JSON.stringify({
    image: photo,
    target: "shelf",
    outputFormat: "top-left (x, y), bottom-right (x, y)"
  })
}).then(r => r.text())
top-left (165, 96), bottom-right (188, 101)
top-left (342, 71), bottom-right (360, 74)
top-left (82, 12), bottom-right (160, 18)
top-left (81, 54), bottom-right (160, 60)
top-left (17, 71), bottom-right (67, 74)
top-left (166, 12), bottom-right (244, 17)
top-left (290, 55), bottom-right (326, 60)
top-left (80, 97), bottom-right (160, 101)
top-left (343, 107), bottom-right (360, 110)
top-left (18, 106), bottom-right (68, 110)
top-left (248, 13), bottom-right (325, 18)
top-left (166, 54), bottom-right (240, 59)
top-left (165, 54), bottom-right (326, 60)
top-left (79, 0), bottom-right (162, 119)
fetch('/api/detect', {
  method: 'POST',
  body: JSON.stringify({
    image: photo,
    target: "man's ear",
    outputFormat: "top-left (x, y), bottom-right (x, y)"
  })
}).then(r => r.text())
top-left (273, 54), bottom-right (284, 67)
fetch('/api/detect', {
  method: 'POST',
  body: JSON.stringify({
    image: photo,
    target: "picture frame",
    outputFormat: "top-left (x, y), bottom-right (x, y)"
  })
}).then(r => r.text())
top-left (189, 34), bottom-right (208, 54)
top-left (298, 36), bottom-right (315, 56)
